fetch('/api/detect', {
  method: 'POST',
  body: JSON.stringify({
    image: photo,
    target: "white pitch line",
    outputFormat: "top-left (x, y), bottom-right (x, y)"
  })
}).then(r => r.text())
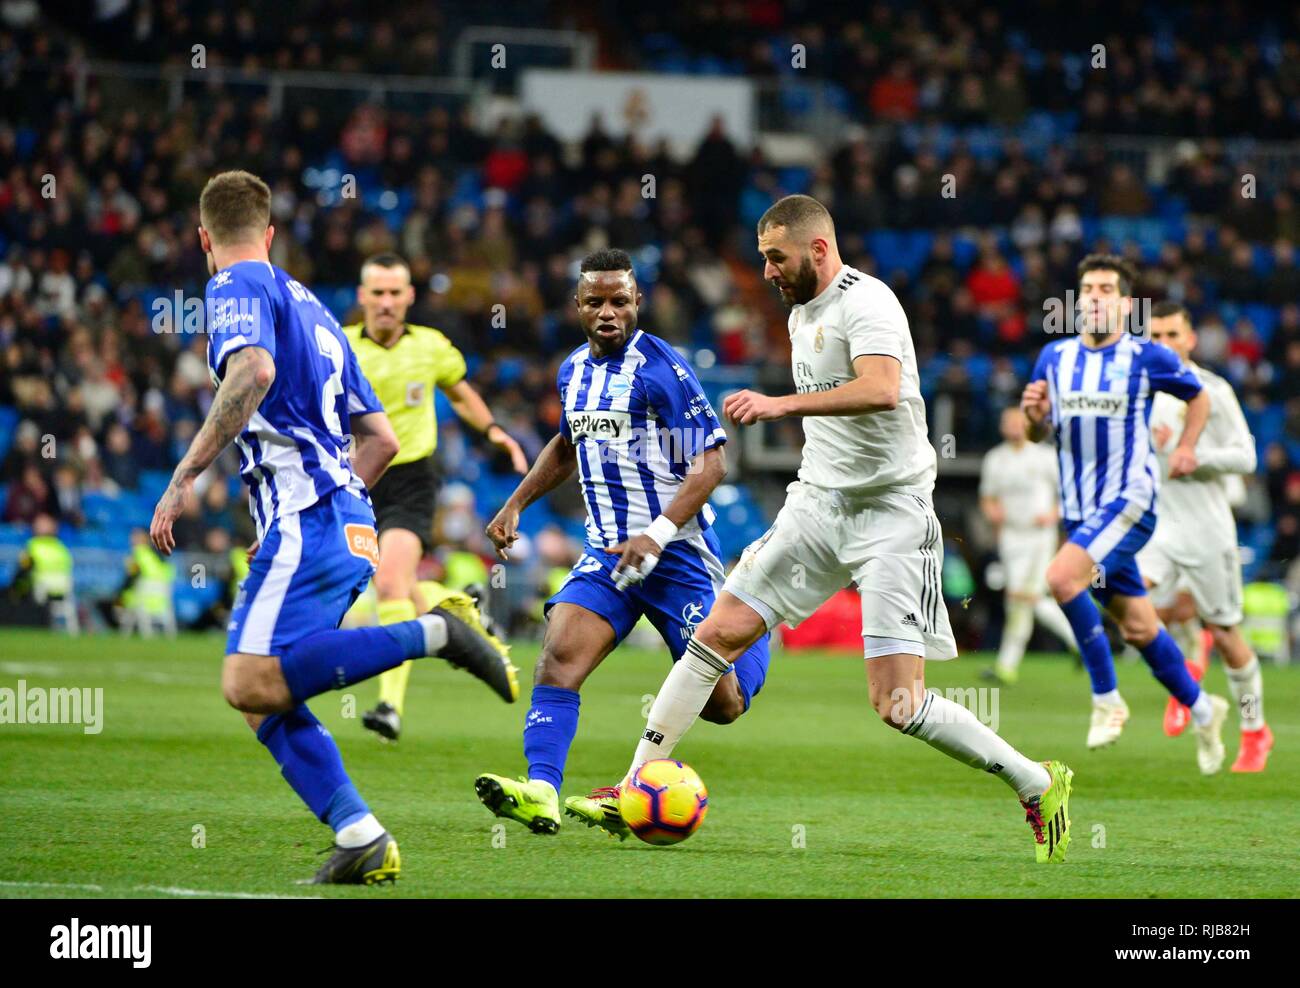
top-left (134, 885), bottom-right (321, 900)
top-left (0, 662), bottom-right (62, 676)
top-left (0, 880), bottom-right (105, 892)
top-left (0, 879), bottom-right (319, 899)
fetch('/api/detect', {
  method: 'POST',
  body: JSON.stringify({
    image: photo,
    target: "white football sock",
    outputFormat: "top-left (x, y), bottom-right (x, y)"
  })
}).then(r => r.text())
top-left (417, 614), bottom-right (448, 654)
top-left (1169, 618), bottom-right (1202, 669)
top-left (335, 812), bottom-right (384, 848)
top-left (624, 637), bottom-right (729, 783)
top-left (903, 691), bottom-right (1051, 801)
top-left (1093, 688), bottom-right (1123, 706)
top-left (1033, 597), bottom-right (1078, 652)
top-left (1190, 690), bottom-right (1214, 727)
top-left (1225, 655), bottom-right (1264, 730)
top-left (996, 598), bottom-right (1034, 674)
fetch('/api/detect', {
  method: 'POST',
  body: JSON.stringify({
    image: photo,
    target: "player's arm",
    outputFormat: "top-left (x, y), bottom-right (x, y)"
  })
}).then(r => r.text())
top-left (1168, 389), bottom-right (1209, 478)
top-left (151, 346), bottom-right (275, 554)
top-left (348, 410), bottom-right (400, 488)
top-left (724, 355), bottom-right (899, 424)
top-left (979, 495), bottom-right (1005, 529)
top-left (442, 378), bottom-right (528, 474)
top-left (606, 446), bottom-right (727, 586)
top-left (485, 432), bottom-right (578, 561)
top-left (1192, 382), bottom-right (1257, 478)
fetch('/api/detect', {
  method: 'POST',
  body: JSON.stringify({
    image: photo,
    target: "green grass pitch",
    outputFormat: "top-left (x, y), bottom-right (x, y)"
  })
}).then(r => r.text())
top-left (1, 628), bottom-right (1296, 898)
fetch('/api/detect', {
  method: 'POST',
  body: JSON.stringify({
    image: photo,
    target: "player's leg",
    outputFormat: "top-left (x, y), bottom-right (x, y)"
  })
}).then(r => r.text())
top-left (1140, 546), bottom-right (1205, 737)
top-left (224, 496), bottom-right (408, 883)
top-left (1180, 543), bottom-right (1271, 771)
top-left (477, 549), bottom-right (636, 834)
top-left (992, 589), bottom-right (1036, 684)
top-left (1105, 589), bottom-right (1229, 774)
top-left (1210, 622), bottom-right (1273, 771)
top-left (364, 527), bottom-right (424, 739)
top-left (855, 492), bottom-right (1071, 863)
top-left (1046, 541), bottom-right (1121, 702)
top-left (638, 530), bottom-right (772, 725)
top-left (222, 509), bottom-right (516, 717)
top-left (867, 651), bottom-right (1070, 861)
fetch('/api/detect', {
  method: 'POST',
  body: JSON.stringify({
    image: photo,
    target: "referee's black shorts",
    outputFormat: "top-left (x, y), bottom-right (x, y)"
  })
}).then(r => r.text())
top-left (368, 456), bottom-right (437, 552)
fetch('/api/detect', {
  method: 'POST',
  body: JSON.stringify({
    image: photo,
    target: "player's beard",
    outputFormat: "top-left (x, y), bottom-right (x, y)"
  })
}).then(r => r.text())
top-left (774, 256), bottom-right (819, 308)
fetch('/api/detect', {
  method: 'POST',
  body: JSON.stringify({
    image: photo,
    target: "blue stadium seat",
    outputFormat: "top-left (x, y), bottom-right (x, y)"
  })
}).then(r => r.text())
top-left (0, 405), bottom-right (19, 461)
top-left (0, 522), bottom-right (30, 547)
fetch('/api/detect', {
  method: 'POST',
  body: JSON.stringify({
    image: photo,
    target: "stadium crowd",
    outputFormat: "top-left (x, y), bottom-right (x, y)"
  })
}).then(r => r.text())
top-left (1, 1), bottom-right (1298, 634)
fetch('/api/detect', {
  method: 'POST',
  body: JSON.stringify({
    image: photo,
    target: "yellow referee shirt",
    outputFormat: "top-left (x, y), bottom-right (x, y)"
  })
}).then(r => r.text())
top-left (343, 323), bottom-right (467, 466)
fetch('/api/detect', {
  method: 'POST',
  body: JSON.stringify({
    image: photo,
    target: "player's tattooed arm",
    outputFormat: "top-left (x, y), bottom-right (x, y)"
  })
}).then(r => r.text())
top-left (150, 346), bottom-right (275, 554)
top-left (485, 433), bottom-right (578, 560)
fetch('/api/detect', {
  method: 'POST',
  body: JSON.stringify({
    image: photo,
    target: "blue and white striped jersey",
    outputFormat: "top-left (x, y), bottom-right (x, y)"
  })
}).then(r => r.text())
top-left (1031, 334), bottom-right (1202, 522)
top-left (205, 260), bottom-right (383, 540)
top-left (558, 329), bottom-right (727, 547)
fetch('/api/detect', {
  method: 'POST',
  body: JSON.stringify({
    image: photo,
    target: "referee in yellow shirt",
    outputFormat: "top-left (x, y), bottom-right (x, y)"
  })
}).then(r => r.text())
top-left (345, 253), bottom-right (528, 740)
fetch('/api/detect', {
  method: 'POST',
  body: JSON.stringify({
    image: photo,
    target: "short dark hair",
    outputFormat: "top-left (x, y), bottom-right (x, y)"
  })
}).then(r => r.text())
top-left (1151, 300), bottom-right (1191, 322)
top-left (1077, 253), bottom-right (1137, 296)
top-left (757, 194), bottom-right (834, 237)
top-left (199, 170), bottom-right (271, 246)
top-left (579, 247), bottom-right (634, 276)
top-left (360, 253), bottom-right (410, 280)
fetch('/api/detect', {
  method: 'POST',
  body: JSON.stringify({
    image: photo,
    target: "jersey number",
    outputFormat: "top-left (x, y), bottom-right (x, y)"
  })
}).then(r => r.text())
top-left (314, 324), bottom-right (345, 439)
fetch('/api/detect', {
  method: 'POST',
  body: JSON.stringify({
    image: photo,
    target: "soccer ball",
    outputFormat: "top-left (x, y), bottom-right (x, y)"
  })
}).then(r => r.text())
top-left (619, 759), bottom-right (709, 846)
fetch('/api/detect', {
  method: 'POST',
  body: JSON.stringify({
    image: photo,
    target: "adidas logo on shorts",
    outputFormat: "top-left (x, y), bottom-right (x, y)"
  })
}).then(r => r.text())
top-left (901, 612), bottom-right (921, 629)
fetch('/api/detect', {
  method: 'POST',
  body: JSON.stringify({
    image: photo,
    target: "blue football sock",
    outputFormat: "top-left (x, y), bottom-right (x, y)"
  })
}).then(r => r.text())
top-left (1060, 591), bottom-right (1117, 695)
top-left (256, 703), bottom-right (368, 828)
top-left (523, 685), bottom-right (580, 791)
top-left (1139, 628), bottom-right (1202, 707)
top-left (731, 639), bottom-right (770, 712)
top-left (278, 622), bottom-right (428, 704)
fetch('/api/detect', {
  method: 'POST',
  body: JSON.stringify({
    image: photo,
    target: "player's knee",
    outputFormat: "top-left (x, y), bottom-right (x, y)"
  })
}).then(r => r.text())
top-left (221, 662), bottom-right (259, 712)
top-left (1119, 617), bottom-right (1157, 648)
top-left (1045, 562), bottom-right (1082, 602)
top-left (868, 683), bottom-right (915, 730)
top-left (700, 684), bottom-right (745, 725)
top-left (533, 643), bottom-right (585, 691)
top-left (221, 655), bottom-right (285, 713)
top-left (696, 615), bottom-right (757, 657)
top-left (372, 567), bottom-right (410, 602)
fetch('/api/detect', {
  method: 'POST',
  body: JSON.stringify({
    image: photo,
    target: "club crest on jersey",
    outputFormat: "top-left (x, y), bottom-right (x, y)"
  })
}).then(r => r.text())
top-left (605, 374), bottom-right (633, 399)
top-left (813, 325), bottom-right (824, 353)
top-left (405, 381), bottom-right (425, 407)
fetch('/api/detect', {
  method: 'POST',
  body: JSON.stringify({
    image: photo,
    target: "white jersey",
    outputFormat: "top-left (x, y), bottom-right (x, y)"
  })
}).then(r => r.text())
top-left (1149, 362), bottom-right (1256, 546)
top-left (788, 266), bottom-right (936, 494)
top-left (979, 440), bottom-right (1060, 535)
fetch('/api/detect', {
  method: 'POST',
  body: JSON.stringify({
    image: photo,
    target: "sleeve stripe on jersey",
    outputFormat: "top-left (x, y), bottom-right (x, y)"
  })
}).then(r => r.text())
top-left (213, 333), bottom-right (253, 370)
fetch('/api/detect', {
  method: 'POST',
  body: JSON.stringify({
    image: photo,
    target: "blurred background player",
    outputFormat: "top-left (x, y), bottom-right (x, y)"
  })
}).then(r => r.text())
top-left (1141, 302), bottom-right (1272, 772)
top-left (607, 196), bottom-right (1074, 863)
top-left (1023, 255), bottom-right (1230, 773)
top-left (476, 248), bottom-right (770, 836)
top-left (979, 405), bottom-right (1077, 684)
top-left (344, 253), bottom-right (528, 741)
top-left (149, 170), bottom-right (516, 884)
